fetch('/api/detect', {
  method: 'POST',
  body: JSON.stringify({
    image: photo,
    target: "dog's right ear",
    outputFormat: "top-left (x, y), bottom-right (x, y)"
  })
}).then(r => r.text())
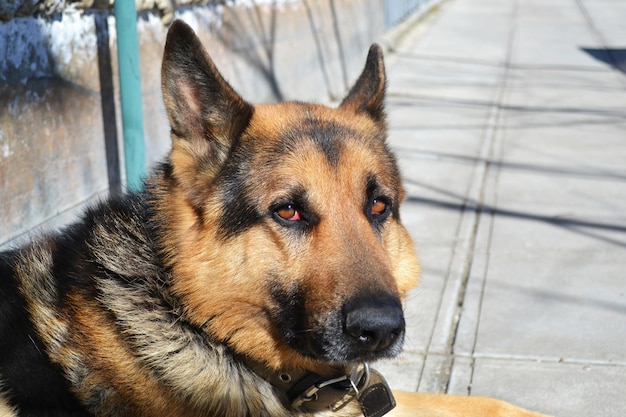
top-left (339, 44), bottom-right (386, 125)
top-left (161, 20), bottom-right (252, 202)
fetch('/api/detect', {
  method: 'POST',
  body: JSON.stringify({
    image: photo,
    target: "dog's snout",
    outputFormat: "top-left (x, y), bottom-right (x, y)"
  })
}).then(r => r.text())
top-left (344, 296), bottom-right (405, 352)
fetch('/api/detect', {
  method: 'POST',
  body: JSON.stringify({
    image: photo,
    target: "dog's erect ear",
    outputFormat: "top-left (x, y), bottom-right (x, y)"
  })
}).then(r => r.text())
top-left (339, 44), bottom-right (386, 123)
top-left (161, 20), bottom-right (252, 195)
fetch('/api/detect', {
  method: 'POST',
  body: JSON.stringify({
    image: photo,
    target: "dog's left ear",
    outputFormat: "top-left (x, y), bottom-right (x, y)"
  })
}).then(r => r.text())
top-left (339, 44), bottom-right (386, 123)
top-left (161, 20), bottom-right (253, 207)
top-left (161, 20), bottom-right (252, 156)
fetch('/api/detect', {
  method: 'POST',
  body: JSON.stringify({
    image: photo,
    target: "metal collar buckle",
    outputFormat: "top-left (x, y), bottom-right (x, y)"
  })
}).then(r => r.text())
top-left (329, 363), bottom-right (371, 411)
top-left (291, 363), bottom-right (371, 412)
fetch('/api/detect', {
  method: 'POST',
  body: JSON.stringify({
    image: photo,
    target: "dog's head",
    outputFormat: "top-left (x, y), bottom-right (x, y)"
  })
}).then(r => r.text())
top-left (156, 21), bottom-right (420, 372)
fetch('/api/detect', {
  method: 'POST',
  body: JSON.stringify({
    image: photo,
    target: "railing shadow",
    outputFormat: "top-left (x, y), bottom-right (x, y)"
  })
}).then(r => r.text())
top-left (404, 191), bottom-right (626, 248)
top-left (94, 11), bottom-right (122, 196)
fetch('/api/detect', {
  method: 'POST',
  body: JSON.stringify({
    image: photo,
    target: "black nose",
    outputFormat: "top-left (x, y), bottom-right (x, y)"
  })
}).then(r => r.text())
top-left (344, 295), bottom-right (405, 352)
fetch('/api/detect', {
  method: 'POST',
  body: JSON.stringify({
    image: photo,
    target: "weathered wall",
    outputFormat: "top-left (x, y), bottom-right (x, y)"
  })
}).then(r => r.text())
top-left (0, 0), bottom-right (387, 248)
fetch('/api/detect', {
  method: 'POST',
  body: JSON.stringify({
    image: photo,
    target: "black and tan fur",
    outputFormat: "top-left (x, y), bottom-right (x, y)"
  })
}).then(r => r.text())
top-left (0, 20), bottom-right (548, 417)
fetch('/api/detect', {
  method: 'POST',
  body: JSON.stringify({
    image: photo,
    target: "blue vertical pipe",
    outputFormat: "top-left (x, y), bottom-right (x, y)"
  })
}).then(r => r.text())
top-left (114, 1), bottom-right (146, 192)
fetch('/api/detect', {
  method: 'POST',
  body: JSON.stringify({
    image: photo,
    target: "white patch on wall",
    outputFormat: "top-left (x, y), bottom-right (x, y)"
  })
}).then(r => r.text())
top-left (39, 7), bottom-right (97, 86)
top-left (2, 141), bottom-right (12, 158)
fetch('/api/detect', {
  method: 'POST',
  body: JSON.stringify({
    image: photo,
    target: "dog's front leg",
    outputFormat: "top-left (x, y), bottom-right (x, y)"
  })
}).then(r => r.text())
top-left (388, 391), bottom-right (551, 417)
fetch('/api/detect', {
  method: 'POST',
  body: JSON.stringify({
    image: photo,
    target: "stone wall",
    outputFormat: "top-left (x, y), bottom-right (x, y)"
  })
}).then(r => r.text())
top-left (0, 0), bottom-right (387, 248)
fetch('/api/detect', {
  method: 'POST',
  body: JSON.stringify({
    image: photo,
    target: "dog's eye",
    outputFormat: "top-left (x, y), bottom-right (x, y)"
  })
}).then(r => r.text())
top-left (371, 198), bottom-right (388, 216)
top-left (275, 204), bottom-right (301, 221)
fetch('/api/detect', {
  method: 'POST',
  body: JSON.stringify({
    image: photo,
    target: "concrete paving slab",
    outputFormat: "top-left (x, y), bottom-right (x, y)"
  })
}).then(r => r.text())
top-left (407, 1), bottom-right (515, 63)
top-left (464, 249), bottom-right (626, 362)
top-left (448, 357), bottom-right (626, 417)
top-left (512, 27), bottom-right (598, 69)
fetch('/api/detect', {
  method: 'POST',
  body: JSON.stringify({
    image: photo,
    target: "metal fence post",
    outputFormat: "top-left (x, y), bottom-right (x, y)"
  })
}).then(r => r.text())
top-left (114, 0), bottom-right (146, 192)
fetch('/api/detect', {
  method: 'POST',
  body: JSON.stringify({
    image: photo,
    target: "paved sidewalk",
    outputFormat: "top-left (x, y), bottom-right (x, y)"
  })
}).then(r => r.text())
top-left (377, 1), bottom-right (626, 416)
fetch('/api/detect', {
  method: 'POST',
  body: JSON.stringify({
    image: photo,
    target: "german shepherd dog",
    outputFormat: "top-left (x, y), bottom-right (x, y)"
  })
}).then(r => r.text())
top-left (0, 20), bottom-right (548, 417)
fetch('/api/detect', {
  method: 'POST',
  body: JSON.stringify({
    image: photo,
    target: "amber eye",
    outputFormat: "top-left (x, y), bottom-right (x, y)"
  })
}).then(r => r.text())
top-left (275, 204), bottom-right (301, 221)
top-left (371, 198), bottom-right (388, 216)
